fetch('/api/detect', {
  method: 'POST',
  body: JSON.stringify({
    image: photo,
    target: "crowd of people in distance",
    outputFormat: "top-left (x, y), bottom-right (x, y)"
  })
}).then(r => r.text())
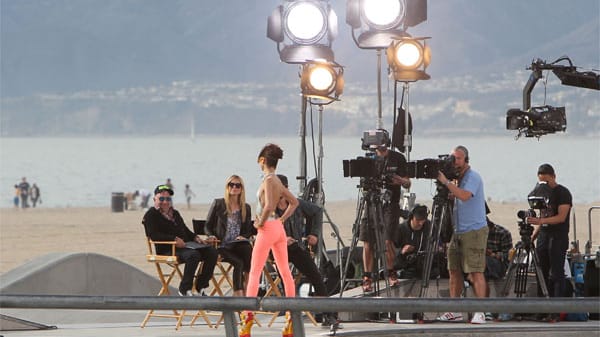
top-left (13, 177), bottom-right (41, 209)
top-left (142, 141), bottom-right (574, 335)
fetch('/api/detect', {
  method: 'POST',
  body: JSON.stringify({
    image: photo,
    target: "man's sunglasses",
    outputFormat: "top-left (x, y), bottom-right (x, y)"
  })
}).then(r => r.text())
top-left (158, 196), bottom-right (172, 202)
top-left (228, 182), bottom-right (243, 188)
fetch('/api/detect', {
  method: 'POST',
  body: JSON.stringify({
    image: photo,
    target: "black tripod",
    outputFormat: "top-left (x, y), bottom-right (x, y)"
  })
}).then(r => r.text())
top-left (413, 182), bottom-right (452, 321)
top-left (341, 178), bottom-right (391, 298)
top-left (419, 182), bottom-right (451, 295)
top-left (501, 222), bottom-right (549, 299)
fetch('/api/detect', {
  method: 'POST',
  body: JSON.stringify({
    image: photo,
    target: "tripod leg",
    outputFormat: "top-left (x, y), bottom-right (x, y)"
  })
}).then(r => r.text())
top-left (501, 250), bottom-right (520, 297)
top-left (370, 201), bottom-right (390, 294)
top-left (340, 197), bottom-right (365, 296)
top-left (370, 200), bottom-right (395, 322)
top-left (530, 247), bottom-right (550, 298)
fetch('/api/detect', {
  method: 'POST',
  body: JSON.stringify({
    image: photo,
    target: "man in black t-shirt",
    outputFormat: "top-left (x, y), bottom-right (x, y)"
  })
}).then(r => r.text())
top-left (390, 204), bottom-right (439, 279)
top-left (359, 144), bottom-right (411, 292)
top-left (526, 164), bottom-right (572, 299)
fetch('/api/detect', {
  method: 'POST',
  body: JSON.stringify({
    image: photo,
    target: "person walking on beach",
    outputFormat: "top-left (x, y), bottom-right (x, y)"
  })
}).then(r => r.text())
top-left (240, 144), bottom-right (299, 337)
top-left (18, 177), bottom-right (30, 209)
top-left (138, 188), bottom-right (151, 209)
top-left (165, 178), bottom-right (174, 191)
top-left (13, 184), bottom-right (19, 208)
top-left (436, 145), bottom-right (488, 324)
top-left (184, 184), bottom-right (196, 209)
top-left (143, 184), bottom-right (217, 296)
top-left (30, 183), bottom-right (41, 207)
top-left (205, 175), bottom-right (253, 297)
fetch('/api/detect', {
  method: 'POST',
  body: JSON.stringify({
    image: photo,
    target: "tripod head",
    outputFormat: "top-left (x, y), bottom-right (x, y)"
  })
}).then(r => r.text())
top-left (517, 220), bottom-right (534, 250)
top-left (431, 180), bottom-right (451, 205)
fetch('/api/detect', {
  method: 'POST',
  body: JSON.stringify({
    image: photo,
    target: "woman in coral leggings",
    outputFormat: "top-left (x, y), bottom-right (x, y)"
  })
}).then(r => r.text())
top-left (240, 143), bottom-right (299, 337)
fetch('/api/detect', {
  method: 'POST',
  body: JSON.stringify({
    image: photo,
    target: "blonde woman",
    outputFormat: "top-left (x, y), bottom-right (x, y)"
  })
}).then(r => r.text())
top-left (205, 175), bottom-right (253, 297)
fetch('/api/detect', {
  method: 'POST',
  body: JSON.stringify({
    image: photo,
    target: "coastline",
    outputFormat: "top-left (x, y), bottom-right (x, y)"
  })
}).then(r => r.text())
top-left (1, 200), bottom-right (598, 276)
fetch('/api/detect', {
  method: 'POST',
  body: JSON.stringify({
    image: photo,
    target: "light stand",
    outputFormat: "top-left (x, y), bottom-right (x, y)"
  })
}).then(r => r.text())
top-left (376, 48), bottom-right (384, 129)
top-left (301, 99), bottom-right (345, 274)
top-left (298, 96), bottom-right (308, 193)
top-left (297, 61), bottom-right (345, 304)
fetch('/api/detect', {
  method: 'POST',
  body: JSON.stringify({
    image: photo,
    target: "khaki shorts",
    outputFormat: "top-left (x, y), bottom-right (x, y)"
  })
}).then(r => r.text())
top-left (447, 226), bottom-right (488, 273)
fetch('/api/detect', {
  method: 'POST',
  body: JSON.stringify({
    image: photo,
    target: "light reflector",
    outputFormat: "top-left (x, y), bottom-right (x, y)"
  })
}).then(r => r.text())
top-left (362, 0), bottom-right (404, 29)
top-left (285, 1), bottom-right (327, 44)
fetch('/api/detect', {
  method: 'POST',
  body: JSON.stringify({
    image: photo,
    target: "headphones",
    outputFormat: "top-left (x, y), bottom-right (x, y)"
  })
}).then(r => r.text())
top-left (378, 128), bottom-right (391, 148)
top-left (454, 145), bottom-right (469, 163)
top-left (408, 204), bottom-right (428, 221)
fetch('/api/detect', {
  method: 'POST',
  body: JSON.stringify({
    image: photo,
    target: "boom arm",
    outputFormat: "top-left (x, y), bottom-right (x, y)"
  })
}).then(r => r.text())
top-left (523, 57), bottom-right (599, 111)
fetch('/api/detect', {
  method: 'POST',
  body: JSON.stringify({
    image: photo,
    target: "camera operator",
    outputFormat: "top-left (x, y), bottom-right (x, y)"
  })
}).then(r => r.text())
top-left (436, 145), bottom-right (488, 324)
top-left (360, 143), bottom-right (411, 292)
top-left (389, 204), bottom-right (438, 279)
top-left (525, 164), bottom-right (572, 300)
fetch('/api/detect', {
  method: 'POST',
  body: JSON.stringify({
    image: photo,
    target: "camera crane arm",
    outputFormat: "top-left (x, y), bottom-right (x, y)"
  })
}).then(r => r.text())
top-left (523, 56), bottom-right (600, 110)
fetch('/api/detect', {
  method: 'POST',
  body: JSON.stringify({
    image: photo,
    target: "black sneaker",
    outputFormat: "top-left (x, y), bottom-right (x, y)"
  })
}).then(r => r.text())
top-left (321, 315), bottom-right (342, 330)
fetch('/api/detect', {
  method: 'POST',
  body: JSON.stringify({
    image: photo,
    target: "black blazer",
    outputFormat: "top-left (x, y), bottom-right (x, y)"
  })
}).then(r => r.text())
top-left (205, 198), bottom-right (254, 240)
top-left (143, 207), bottom-right (196, 255)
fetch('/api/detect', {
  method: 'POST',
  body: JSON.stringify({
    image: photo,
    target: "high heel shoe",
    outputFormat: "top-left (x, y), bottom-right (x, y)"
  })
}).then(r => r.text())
top-left (239, 311), bottom-right (254, 337)
top-left (282, 311), bottom-right (293, 337)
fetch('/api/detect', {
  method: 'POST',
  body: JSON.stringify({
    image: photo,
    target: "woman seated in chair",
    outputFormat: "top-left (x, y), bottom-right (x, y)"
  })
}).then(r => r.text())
top-left (205, 174), bottom-right (254, 297)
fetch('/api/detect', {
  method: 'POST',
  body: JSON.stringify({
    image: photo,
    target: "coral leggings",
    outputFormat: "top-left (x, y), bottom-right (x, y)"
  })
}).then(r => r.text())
top-left (246, 218), bottom-right (296, 298)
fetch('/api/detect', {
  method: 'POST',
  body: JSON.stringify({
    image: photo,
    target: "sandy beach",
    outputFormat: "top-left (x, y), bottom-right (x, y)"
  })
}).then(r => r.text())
top-left (1, 200), bottom-right (599, 277)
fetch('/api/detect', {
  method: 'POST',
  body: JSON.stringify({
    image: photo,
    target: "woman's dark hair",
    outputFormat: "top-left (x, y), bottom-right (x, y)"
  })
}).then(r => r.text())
top-left (258, 143), bottom-right (283, 168)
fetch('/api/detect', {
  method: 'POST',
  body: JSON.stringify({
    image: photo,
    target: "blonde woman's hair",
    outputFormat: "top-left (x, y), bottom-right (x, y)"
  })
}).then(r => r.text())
top-left (224, 174), bottom-right (247, 222)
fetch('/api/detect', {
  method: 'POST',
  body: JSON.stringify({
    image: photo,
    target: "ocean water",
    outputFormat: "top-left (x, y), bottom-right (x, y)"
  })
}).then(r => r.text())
top-left (0, 135), bottom-right (598, 208)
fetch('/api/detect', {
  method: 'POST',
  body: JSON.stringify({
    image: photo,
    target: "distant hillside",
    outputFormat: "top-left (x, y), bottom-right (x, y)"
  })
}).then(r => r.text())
top-left (1, 0), bottom-right (598, 136)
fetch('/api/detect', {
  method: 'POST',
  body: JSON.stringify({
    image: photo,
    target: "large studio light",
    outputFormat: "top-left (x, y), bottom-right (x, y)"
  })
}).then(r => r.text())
top-left (300, 60), bottom-right (344, 102)
top-left (346, 0), bottom-right (427, 49)
top-left (268, 0), bottom-right (338, 64)
top-left (386, 36), bottom-right (431, 81)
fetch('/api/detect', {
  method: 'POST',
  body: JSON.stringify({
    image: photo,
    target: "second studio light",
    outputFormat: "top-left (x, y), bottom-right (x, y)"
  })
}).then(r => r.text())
top-left (346, 0), bottom-right (427, 49)
top-left (268, 0), bottom-right (338, 64)
top-left (300, 60), bottom-right (344, 102)
top-left (387, 36), bottom-right (431, 81)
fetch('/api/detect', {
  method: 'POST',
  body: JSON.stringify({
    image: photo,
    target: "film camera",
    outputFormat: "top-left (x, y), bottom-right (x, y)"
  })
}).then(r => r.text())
top-left (342, 130), bottom-right (396, 190)
top-left (505, 56), bottom-right (600, 139)
top-left (516, 182), bottom-right (552, 239)
top-left (404, 154), bottom-right (458, 181)
top-left (343, 130), bottom-right (458, 181)
top-left (506, 105), bottom-right (566, 138)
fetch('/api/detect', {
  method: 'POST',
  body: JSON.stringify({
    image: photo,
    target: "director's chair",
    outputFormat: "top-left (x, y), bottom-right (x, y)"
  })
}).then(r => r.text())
top-left (141, 236), bottom-right (213, 329)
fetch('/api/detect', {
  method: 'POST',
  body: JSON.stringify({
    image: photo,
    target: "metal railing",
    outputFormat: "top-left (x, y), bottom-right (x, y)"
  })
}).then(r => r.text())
top-left (1, 295), bottom-right (598, 337)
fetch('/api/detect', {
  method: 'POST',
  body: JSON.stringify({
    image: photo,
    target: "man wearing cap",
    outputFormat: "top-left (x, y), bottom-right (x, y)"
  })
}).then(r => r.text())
top-left (390, 204), bottom-right (435, 279)
top-left (143, 184), bottom-right (218, 296)
top-left (275, 174), bottom-right (340, 329)
top-left (360, 143), bottom-right (411, 292)
top-left (526, 164), bottom-right (572, 301)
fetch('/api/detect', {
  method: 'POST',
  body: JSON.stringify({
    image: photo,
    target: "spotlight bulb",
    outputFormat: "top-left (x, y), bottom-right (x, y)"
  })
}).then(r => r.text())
top-left (394, 40), bottom-right (422, 69)
top-left (285, 2), bottom-right (326, 43)
top-left (309, 66), bottom-right (334, 91)
top-left (362, 0), bottom-right (404, 29)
